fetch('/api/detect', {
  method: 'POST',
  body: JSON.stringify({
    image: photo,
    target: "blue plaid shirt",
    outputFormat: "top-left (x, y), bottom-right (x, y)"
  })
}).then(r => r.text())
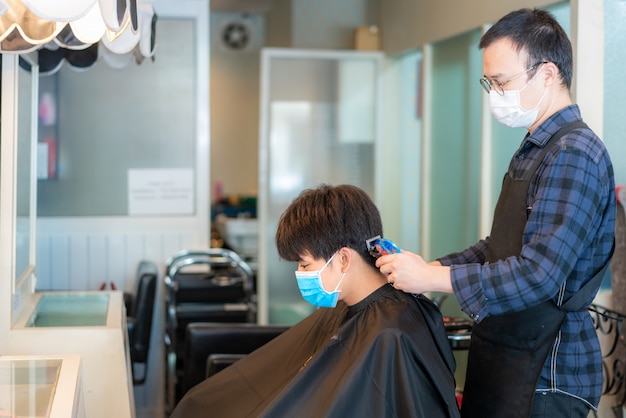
top-left (440, 105), bottom-right (616, 408)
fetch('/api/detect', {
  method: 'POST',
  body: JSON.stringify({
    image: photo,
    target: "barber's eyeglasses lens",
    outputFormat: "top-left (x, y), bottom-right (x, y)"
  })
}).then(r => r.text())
top-left (480, 78), bottom-right (491, 94)
top-left (480, 77), bottom-right (503, 95)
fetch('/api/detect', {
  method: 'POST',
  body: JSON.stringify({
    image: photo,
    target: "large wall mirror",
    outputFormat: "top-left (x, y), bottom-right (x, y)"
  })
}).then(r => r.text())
top-left (0, 53), bottom-right (38, 293)
top-left (0, 52), bottom-right (39, 321)
top-left (37, 17), bottom-right (197, 217)
top-left (15, 55), bottom-right (38, 290)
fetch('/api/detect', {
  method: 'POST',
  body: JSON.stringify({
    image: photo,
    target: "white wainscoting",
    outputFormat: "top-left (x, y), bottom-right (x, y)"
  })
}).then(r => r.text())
top-left (36, 217), bottom-right (207, 291)
top-left (36, 231), bottom-right (192, 292)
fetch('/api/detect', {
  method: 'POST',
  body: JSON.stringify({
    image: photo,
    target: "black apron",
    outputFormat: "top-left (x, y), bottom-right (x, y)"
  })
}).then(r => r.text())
top-left (461, 121), bottom-right (590, 418)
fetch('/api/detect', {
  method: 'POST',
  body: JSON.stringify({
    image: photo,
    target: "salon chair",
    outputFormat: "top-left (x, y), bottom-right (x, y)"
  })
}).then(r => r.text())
top-left (164, 249), bottom-right (257, 410)
top-left (181, 322), bottom-right (289, 397)
top-left (126, 260), bottom-right (158, 385)
top-left (205, 353), bottom-right (246, 378)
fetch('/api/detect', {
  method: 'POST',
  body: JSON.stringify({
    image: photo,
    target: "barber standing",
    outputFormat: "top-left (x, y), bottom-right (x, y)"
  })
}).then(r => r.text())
top-left (377, 8), bottom-right (615, 418)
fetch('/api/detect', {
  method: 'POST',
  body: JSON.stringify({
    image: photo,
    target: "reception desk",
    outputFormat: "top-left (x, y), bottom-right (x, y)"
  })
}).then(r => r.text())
top-left (8, 291), bottom-right (134, 418)
top-left (0, 355), bottom-right (86, 418)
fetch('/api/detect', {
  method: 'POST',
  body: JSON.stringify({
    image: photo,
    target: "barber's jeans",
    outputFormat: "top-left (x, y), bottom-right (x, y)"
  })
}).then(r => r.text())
top-left (530, 392), bottom-right (591, 418)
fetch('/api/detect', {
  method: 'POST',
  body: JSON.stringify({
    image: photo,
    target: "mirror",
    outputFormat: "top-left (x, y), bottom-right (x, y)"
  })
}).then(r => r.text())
top-left (14, 55), bottom-right (38, 289)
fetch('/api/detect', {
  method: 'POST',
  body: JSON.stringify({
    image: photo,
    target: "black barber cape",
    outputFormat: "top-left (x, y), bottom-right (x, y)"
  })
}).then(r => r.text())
top-left (171, 284), bottom-right (460, 418)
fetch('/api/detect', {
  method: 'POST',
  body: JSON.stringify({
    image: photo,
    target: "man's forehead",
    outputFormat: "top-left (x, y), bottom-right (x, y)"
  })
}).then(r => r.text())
top-left (298, 250), bottom-right (315, 262)
top-left (483, 39), bottom-right (528, 75)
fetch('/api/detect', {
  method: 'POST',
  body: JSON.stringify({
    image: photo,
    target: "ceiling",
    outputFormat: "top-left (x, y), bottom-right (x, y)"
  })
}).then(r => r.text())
top-left (210, 0), bottom-right (275, 13)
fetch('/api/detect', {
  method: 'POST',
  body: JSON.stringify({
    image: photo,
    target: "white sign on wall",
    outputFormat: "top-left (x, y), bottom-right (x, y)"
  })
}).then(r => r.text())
top-left (128, 168), bottom-right (194, 215)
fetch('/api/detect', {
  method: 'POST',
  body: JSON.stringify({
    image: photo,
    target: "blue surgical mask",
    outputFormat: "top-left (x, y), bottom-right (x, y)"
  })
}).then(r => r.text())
top-left (295, 252), bottom-right (346, 308)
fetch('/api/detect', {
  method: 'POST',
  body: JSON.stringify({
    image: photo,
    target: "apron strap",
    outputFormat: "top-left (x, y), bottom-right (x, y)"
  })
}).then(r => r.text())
top-left (561, 240), bottom-right (615, 312)
top-left (522, 120), bottom-right (611, 314)
top-left (523, 120), bottom-right (588, 181)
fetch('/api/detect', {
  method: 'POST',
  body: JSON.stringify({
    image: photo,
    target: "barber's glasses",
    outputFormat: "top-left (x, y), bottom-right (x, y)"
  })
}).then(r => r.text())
top-left (479, 61), bottom-right (548, 95)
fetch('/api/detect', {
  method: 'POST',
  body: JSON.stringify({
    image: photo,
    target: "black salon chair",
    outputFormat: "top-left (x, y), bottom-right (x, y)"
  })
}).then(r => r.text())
top-left (205, 353), bottom-right (246, 378)
top-left (181, 322), bottom-right (289, 396)
top-left (126, 260), bottom-right (158, 385)
top-left (163, 249), bottom-right (257, 409)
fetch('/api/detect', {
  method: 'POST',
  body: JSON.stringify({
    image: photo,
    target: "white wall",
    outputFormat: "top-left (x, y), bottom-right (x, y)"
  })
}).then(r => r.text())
top-left (210, 13), bottom-right (265, 199)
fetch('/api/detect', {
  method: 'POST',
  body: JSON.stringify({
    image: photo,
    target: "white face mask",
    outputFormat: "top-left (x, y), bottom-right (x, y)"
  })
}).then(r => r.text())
top-left (488, 69), bottom-right (547, 129)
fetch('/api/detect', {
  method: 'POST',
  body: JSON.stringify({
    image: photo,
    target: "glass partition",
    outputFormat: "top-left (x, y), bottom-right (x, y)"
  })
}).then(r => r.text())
top-left (428, 29), bottom-right (483, 259)
top-left (258, 49), bottom-right (383, 325)
top-left (604, 0), bottom-right (626, 187)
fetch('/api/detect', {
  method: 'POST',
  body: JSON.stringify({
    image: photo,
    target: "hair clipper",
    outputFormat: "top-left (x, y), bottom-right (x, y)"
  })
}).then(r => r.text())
top-left (366, 235), bottom-right (401, 258)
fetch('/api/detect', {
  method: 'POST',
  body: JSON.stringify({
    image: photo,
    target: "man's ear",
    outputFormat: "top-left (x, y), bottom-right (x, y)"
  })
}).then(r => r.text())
top-left (338, 247), bottom-right (352, 272)
top-left (542, 61), bottom-right (560, 87)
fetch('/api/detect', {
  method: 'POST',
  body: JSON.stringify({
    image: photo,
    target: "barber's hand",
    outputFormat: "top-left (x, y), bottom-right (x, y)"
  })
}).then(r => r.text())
top-left (375, 250), bottom-right (453, 295)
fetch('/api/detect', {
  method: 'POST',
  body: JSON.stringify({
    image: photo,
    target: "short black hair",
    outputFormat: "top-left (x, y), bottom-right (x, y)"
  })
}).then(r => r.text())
top-left (479, 8), bottom-right (573, 89)
top-left (275, 184), bottom-right (383, 270)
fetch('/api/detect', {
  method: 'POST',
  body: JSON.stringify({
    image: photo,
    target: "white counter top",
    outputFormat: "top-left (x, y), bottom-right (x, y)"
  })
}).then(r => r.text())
top-left (0, 355), bottom-right (85, 418)
top-left (7, 291), bottom-right (135, 418)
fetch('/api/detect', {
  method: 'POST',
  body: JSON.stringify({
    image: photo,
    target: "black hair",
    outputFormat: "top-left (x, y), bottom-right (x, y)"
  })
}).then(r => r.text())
top-left (275, 184), bottom-right (382, 270)
top-left (479, 8), bottom-right (573, 89)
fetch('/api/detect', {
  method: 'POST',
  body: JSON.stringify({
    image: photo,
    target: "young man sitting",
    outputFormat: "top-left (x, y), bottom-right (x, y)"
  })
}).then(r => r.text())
top-left (171, 184), bottom-right (460, 417)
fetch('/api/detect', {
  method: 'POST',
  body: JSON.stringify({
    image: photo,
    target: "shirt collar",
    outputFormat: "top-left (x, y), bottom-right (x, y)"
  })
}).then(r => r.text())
top-left (524, 104), bottom-right (582, 148)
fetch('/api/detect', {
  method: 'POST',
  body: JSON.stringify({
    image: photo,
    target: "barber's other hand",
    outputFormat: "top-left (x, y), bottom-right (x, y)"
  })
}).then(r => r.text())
top-left (375, 250), bottom-right (452, 295)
